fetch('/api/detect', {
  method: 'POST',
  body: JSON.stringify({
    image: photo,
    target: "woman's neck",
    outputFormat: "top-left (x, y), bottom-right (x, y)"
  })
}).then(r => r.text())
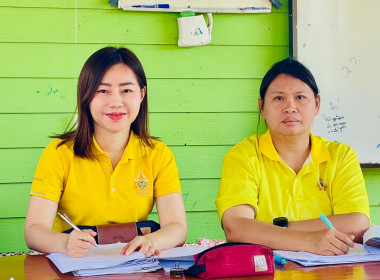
top-left (94, 129), bottom-right (130, 168)
top-left (270, 132), bottom-right (311, 174)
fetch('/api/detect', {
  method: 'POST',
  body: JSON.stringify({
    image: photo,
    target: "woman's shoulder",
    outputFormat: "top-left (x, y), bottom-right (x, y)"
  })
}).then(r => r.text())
top-left (143, 138), bottom-right (172, 155)
top-left (314, 134), bottom-right (352, 150)
top-left (43, 139), bottom-right (74, 156)
top-left (227, 134), bottom-right (261, 156)
top-left (313, 134), bottom-right (357, 159)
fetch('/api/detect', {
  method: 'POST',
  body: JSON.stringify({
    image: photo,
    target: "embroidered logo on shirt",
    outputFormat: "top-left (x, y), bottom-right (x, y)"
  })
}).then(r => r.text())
top-left (134, 171), bottom-right (150, 194)
top-left (317, 178), bottom-right (327, 191)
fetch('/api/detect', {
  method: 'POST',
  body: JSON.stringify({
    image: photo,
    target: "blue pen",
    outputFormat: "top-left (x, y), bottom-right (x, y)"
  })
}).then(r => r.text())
top-left (273, 253), bottom-right (287, 265)
top-left (132, 4), bottom-right (169, 8)
top-left (240, 7), bottom-right (270, 11)
top-left (319, 213), bottom-right (352, 250)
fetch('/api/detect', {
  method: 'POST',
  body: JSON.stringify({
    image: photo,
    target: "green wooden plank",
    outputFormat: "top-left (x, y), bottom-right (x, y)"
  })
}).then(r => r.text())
top-left (370, 206), bottom-right (380, 225)
top-left (0, 78), bottom-right (260, 113)
top-left (181, 179), bottom-right (219, 212)
top-left (0, 78), bottom-right (76, 113)
top-left (0, 148), bottom-right (43, 184)
top-left (151, 112), bottom-right (261, 146)
top-left (0, 43), bottom-right (289, 79)
top-left (77, 10), bottom-right (288, 45)
top-left (0, 112), bottom-right (265, 148)
top-left (0, 218), bottom-right (28, 252)
top-left (149, 78), bottom-right (261, 112)
top-left (0, 0), bottom-right (75, 8)
top-left (209, 13), bottom-right (288, 45)
top-left (0, 7), bottom-right (74, 43)
top-left (0, 183), bottom-right (30, 218)
top-left (363, 168), bottom-right (380, 206)
top-left (172, 146), bottom-right (230, 180)
top-left (0, 113), bottom-right (73, 148)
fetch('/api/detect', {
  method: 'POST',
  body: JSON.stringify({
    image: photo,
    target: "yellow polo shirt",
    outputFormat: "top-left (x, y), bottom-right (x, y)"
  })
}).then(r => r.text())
top-left (216, 130), bottom-right (370, 224)
top-left (30, 132), bottom-right (181, 232)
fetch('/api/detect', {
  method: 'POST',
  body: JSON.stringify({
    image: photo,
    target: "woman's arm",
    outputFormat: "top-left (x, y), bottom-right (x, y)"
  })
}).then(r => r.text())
top-left (222, 204), bottom-right (355, 256)
top-left (24, 196), bottom-right (97, 257)
top-left (121, 192), bottom-right (187, 257)
top-left (288, 213), bottom-right (369, 243)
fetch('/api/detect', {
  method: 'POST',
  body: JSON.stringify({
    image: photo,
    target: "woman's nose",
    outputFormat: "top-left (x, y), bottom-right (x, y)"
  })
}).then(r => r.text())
top-left (283, 100), bottom-right (297, 114)
top-left (109, 91), bottom-right (123, 107)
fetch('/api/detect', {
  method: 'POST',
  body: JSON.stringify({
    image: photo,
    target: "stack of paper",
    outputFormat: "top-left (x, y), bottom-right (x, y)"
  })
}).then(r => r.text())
top-left (274, 243), bottom-right (380, 267)
top-left (47, 243), bottom-right (207, 276)
top-left (159, 245), bottom-right (208, 272)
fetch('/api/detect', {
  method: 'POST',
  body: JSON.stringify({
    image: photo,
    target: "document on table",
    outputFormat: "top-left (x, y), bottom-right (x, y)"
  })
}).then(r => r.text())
top-left (274, 243), bottom-right (380, 267)
top-left (159, 245), bottom-right (208, 272)
top-left (47, 243), bottom-right (208, 276)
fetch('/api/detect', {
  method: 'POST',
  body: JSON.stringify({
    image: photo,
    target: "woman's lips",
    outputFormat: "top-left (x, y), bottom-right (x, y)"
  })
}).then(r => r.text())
top-left (106, 113), bottom-right (126, 120)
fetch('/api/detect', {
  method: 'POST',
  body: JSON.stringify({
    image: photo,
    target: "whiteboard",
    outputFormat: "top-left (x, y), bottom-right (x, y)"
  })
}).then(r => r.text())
top-left (294, 0), bottom-right (380, 164)
top-left (118, 0), bottom-right (272, 13)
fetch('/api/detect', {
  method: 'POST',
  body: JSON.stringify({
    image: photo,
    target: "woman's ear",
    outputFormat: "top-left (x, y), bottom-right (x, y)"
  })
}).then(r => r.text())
top-left (258, 98), bottom-right (265, 117)
top-left (140, 87), bottom-right (146, 102)
top-left (315, 94), bottom-right (321, 115)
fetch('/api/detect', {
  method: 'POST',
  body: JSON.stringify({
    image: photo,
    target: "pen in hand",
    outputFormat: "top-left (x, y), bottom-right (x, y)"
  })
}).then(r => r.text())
top-left (319, 213), bottom-right (352, 250)
top-left (58, 213), bottom-right (99, 248)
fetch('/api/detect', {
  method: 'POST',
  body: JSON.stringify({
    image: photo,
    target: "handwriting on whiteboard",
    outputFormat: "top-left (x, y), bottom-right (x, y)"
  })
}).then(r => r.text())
top-left (322, 114), bottom-right (347, 134)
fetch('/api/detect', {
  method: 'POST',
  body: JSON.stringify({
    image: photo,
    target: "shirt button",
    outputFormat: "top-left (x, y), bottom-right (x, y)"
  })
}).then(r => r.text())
top-left (295, 179), bottom-right (298, 183)
top-left (112, 188), bottom-right (116, 192)
top-left (111, 178), bottom-right (115, 182)
top-left (107, 167), bottom-right (111, 172)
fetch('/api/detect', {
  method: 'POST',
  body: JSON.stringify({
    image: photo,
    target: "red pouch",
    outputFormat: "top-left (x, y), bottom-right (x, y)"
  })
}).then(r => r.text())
top-left (185, 242), bottom-right (274, 279)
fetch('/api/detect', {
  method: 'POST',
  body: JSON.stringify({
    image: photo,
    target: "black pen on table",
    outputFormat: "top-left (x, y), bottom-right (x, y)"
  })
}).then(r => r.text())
top-left (58, 212), bottom-right (99, 248)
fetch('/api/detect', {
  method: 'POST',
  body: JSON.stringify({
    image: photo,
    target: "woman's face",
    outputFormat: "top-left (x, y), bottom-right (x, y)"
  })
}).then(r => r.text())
top-left (259, 73), bottom-right (320, 138)
top-left (89, 63), bottom-right (145, 137)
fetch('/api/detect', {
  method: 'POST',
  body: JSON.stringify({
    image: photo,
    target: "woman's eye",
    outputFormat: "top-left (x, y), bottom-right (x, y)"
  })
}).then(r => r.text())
top-left (297, 95), bottom-right (305, 100)
top-left (274, 96), bottom-right (283, 101)
top-left (122, 89), bottom-right (132, 94)
top-left (97, 89), bottom-right (107, 94)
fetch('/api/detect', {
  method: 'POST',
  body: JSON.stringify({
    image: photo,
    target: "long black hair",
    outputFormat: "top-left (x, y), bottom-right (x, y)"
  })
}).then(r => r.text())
top-left (54, 47), bottom-right (152, 158)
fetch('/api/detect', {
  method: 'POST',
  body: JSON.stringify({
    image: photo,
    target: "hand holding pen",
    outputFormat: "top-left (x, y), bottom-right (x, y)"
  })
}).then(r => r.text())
top-left (58, 213), bottom-right (99, 256)
top-left (319, 213), bottom-right (353, 251)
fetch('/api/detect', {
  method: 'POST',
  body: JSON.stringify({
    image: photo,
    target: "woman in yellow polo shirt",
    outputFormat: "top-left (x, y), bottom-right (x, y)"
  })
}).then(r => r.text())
top-left (25, 47), bottom-right (187, 257)
top-left (216, 58), bottom-right (370, 255)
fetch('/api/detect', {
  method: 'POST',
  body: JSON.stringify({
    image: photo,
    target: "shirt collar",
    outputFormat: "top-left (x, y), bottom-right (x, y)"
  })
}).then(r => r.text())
top-left (259, 130), bottom-right (331, 164)
top-left (92, 131), bottom-right (145, 160)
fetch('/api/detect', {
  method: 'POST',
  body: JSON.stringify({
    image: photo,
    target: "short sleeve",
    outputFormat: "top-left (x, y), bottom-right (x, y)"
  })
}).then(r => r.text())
top-left (331, 146), bottom-right (370, 220)
top-left (30, 140), bottom-right (67, 202)
top-left (215, 145), bottom-right (259, 221)
top-left (153, 143), bottom-right (181, 197)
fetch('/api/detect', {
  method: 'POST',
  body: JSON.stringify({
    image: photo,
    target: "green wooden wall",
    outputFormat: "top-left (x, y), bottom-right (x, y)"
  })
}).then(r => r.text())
top-left (0, 1), bottom-right (378, 253)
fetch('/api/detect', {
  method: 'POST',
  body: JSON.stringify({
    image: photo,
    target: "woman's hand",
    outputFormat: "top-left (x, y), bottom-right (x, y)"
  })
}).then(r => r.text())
top-left (305, 228), bottom-right (355, 255)
top-left (65, 229), bottom-right (97, 258)
top-left (121, 235), bottom-right (162, 258)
